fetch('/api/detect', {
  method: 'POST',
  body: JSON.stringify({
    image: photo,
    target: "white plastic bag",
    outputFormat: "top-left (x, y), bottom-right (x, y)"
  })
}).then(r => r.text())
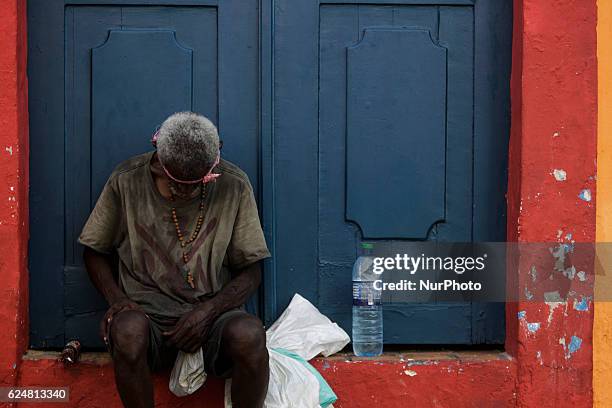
top-left (264, 350), bottom-right (319, 408)
top-left (168, 347), bottom-right (207, 396)
top-left (266, 294), bottom-right (350, 360)
top-left (225, 293), bottom-right (350, 408)
top-left (226, 349), bottom-right (322, 408)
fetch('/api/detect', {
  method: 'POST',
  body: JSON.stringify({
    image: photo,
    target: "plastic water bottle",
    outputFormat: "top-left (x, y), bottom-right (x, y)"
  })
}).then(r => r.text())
top-left (352, 242), bottom-right (383, 357)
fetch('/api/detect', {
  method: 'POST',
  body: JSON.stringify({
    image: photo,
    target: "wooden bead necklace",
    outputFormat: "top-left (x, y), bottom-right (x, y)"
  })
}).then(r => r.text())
top-left (170, 184), bottom-right (206, 289)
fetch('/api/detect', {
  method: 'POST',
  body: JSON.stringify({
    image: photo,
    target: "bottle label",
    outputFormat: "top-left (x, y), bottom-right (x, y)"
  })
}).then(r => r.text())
top-left (352, 281), bottom-right (382, 306)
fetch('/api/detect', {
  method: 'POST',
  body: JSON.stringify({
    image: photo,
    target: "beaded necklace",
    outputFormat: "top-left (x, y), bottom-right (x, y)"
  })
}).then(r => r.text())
top-left (169, 185), bottom-right (205, 289)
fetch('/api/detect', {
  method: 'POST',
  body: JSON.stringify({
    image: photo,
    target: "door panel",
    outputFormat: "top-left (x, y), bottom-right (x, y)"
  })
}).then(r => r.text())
top-left (29, 0), bottom-right (259, 348)
top-left (271, 1), bottom-right (510, 344)
top-left (346, 27), bottom-right (448, 240)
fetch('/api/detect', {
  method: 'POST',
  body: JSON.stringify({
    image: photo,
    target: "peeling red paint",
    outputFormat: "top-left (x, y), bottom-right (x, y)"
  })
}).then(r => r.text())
top-left (507, 0), bottom-right (597, 407)
top-left (0, 0), bottom-right (29, 391)
top-left (310, 357), bottom-right (517, 408)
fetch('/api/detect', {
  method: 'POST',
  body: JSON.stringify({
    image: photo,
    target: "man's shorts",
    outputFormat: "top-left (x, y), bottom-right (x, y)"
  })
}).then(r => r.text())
top-left (108, 308), bottom-right (250, 378)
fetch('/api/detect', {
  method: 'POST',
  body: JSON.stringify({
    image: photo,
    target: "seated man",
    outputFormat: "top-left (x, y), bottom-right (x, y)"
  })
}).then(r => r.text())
top-left (79, 112), bottom-right (271, 408)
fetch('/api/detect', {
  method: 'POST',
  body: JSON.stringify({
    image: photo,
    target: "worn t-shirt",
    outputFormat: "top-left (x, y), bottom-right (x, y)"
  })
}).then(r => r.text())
top-left (78, 151), bottom-right (270, 324)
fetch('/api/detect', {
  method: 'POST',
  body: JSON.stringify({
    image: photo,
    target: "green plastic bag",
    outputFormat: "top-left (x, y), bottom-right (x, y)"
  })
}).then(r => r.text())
top-left (273, 348), bottom-right (337, 407)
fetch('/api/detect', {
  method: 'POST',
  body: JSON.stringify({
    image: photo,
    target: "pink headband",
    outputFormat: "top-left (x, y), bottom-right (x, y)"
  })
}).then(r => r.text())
top-left (152, 130), bottom-right (222, 184)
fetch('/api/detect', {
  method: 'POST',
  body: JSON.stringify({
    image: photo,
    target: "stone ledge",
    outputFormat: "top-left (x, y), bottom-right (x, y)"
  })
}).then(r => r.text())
top-left (23, 348), bottom-right (511, 363)
top-left (319, 350), bottom-right (511, 362)
top-left (18, 349), bottom-right (517, 407)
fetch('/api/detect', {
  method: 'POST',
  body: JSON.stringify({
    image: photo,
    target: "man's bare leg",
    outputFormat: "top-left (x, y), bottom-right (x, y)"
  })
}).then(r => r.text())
top-left (219, 315), bottom-right (269, 408)
top-left (109, 310), bottom-right (153, 408)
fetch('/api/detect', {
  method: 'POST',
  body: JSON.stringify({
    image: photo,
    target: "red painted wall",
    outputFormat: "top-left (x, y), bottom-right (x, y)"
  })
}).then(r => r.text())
top-left (17, 357), bottom-right (226, 408)
top-left (507, 0), bottom-right (597, 407)
top-left (0, 0), bottom-right (599, 407)
top-left (0, 0), bottom-right (29, 388)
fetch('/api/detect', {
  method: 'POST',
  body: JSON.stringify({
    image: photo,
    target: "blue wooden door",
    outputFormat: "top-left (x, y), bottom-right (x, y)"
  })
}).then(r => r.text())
top-left (268, 0), bottom-right (511, 344)
top-left (28, 0), bottom-right (259, 348)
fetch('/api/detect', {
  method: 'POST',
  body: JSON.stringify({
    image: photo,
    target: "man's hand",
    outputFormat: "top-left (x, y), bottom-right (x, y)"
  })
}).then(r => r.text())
top-left (163, 302), bottom-right (219, 353)
top-left (100, 297), bottom-right (142, 347)
top-left (162, 262), bottom-right (262, 353)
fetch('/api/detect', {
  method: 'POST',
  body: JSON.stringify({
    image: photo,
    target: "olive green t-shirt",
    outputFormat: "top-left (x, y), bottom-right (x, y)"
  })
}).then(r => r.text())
top-left (78, 151), bottom-right (270, 324)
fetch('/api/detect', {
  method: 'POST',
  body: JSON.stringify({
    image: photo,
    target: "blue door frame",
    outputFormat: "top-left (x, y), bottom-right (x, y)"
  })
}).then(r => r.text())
top-left (28, 0), bottom-right (511, 348)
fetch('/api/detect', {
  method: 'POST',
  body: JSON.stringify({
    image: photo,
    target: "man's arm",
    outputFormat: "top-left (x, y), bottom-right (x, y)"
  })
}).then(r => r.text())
top-left (208, 261), bottom-right (262, 316)
top-left (83, 247), bottom-right (126, 304)
top-left (163, 261), bottom-right (262, 352)
top-left (83, 247), bottom-right (141, 344)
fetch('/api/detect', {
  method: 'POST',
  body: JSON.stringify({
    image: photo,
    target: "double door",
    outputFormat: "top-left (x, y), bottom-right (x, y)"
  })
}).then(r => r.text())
top-left (28, 0), bottom-right (511, 348)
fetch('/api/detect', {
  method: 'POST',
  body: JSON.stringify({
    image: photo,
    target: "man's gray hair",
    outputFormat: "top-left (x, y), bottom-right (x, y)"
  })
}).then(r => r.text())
top-left (156, 112), bottom-right (220, 180)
